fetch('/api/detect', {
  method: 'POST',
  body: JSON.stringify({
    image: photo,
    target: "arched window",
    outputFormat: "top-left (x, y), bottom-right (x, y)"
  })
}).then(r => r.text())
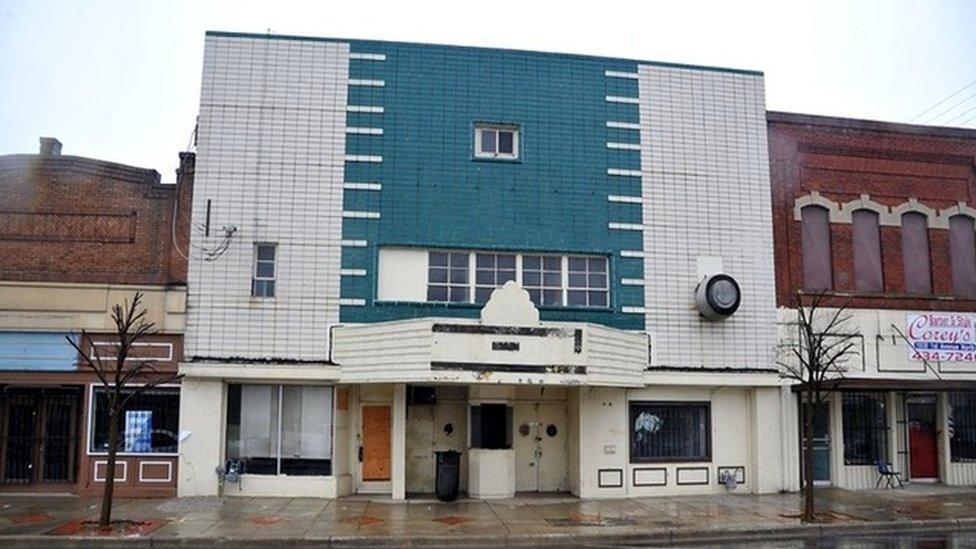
top-left (801, 205), bottom-right (832, 291)
top-left (950, 214), bottom-right (976, 298)
top-left (901, 212), bottom-right (931, 294)
top-left (852, 209), bottom-right (883, 292)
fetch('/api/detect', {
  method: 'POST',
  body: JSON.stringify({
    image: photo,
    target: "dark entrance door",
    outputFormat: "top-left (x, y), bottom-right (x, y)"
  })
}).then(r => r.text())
top-left (801, 401), bottom-right (831, 484)
top-left (908, 398), bottom-right (938, 480)
top-left (0, 389), bottom-right (79, 486)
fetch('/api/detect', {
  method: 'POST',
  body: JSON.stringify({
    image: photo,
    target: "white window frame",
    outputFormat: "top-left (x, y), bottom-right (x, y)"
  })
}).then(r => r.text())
top-left (252, 242), bottom-right (277, 298)
top-left (225, 383), bottom-right (336, 478)
top-left (424, 249), bottom-right (609, 308)
top-left (566, 255), bottom-right (610, 307)
top-left (86, 383), bottom-right (181, 457)
top-left (474, 124), bottom-right (519, 160)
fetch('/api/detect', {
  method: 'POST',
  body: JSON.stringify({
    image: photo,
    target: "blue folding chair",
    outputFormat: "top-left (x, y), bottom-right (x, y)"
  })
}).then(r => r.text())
top-left (874, 458), bottom-right (904, 489)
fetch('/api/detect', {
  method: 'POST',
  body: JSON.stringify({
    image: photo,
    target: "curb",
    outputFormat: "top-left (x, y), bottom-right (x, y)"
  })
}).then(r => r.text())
top-left (0, 517), bottom-right (973, 547)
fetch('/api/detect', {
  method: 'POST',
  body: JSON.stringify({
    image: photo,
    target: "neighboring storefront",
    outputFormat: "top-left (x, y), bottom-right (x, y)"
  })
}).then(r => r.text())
top-left (770, 112), bottom-right (976, 488)
top-left (0, 143), bottom-right (193, 496)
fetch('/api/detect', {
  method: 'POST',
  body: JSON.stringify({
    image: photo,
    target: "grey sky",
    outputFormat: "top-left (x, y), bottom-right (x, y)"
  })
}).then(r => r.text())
top-left (1, 0), bottom-right (974, 180)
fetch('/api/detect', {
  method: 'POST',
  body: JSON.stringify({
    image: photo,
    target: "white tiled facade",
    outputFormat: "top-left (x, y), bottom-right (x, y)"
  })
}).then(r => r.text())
top-left (638, 65), bottom-right (776, 369)
top-left (186, 36), bottom-right (350, 361)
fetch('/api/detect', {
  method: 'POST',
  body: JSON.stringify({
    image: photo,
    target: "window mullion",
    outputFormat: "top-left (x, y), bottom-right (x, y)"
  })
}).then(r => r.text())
top-left (276, 385), bottom-right (283, 476)
top-left (561, 256), bottom-right (569, 306)
top-left (516, 254), bottom-right (523, 287)
top-left (469, 251), bottom-right (476, 303)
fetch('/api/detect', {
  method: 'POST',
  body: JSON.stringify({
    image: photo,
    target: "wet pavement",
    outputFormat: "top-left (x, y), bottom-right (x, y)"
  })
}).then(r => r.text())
top-left (0, 485), bottom-right (973, 546)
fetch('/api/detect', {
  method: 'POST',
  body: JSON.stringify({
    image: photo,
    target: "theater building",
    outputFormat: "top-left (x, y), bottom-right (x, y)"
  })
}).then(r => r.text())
top-left (178, 31), bottom-right (795, 499)
top-left (770, 112), bottom-right (976, 488)
top-left (0, 140), bottom-right (193, 496)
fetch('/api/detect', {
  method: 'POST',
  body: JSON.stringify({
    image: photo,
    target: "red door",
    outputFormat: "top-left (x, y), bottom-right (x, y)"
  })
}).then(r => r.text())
top-left (908, 401), bottom-right (938, 479)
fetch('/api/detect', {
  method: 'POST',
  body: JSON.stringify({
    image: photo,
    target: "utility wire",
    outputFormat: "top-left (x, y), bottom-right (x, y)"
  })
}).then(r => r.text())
top-left (910, 78), bottom-right (976, 122)
top-left (922, 88), bottom-right (976, 125)
top-left (942, 102), bottom-right (976, 126)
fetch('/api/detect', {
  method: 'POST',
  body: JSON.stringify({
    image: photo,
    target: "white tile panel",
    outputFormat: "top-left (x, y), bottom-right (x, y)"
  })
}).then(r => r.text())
top-left (187, 35), bottom-right (351, 361)
top-left (638, 65), bottom-right (775, 370)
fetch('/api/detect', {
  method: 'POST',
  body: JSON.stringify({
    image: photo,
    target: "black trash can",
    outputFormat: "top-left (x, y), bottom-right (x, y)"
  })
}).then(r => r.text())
top-left (434, 450), bottom-right (461, 502)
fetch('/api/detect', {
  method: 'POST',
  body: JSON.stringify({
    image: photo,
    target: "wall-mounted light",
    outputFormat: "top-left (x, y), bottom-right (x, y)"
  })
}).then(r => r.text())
top-left (695, 274), bottom-right (741, 319)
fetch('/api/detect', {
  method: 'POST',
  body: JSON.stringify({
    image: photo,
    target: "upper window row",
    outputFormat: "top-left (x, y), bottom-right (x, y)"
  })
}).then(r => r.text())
top-left (427, 250), bottom-right (609, 308)
top-left (474, 124), bottom-right (519, 160)
top-left (801, 206), bottom-right (976, 298)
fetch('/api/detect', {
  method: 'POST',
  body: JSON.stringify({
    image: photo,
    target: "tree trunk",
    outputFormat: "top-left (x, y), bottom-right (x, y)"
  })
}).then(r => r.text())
top-left (802, 395), bottom-right (816, 522)
top-left (100, 403), bottom-right (120, 528)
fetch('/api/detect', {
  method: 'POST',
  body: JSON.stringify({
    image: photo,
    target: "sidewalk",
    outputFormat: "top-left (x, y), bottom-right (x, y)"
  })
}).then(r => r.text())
top-left (0, 485), bottom-right (974, 547)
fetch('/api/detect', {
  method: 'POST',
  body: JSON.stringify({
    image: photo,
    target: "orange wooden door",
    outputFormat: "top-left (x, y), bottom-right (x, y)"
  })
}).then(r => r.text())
top-left (361, 406), bottom-right (391, 481)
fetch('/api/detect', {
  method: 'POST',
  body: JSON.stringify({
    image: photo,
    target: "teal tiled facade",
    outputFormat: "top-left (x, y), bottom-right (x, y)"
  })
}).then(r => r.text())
top-left (336, 40), bottom-right (646, 330)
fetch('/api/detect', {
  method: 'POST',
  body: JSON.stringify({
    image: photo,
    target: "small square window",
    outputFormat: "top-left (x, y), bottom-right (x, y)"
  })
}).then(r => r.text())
top-left (252, 243), bottom-right (277, 298)
top-left (475, 124), bottom-right (519, 160)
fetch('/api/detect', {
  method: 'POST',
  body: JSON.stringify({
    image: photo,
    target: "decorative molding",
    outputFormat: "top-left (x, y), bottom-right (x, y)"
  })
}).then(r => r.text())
top-left (607, 121), bottom-right (641, 130)
top-left (344, 155), bottom-right (383, 163)
top-left (339, 298), bottom-right (366, 306)
top-left (936, 201), bottom-right (976, 229)
top-left (346, 105), bottom-right (384, 113)
top-left (90, 341), bottom-right (174, 362)
top-left (608, 222), bottom-right (644, 231)
top-left (340, 269), bottom-right (366, 276)
top-left (94, 460), bottom-right (127, 483)
top-left (597, 468), bottom-right (624, 488)
top-left (676, 466), bottom-right (709, 486)
top-left (620, 278), bottom-right (645, 286)
top-left (633, 467), bottom-right (667, 487)
top-left (837, 194), bottom-right (899, 226)
top-left (621, 306), bottom-right (647, 314)
top-left (794, 192), bottom-right (974, 230)
top-left (346, 127), bottom-right (384, 135)
top-left (340, 239), bottom-right (368, 247)
top-left (348, 78), bottom-right (385, 87)
top-left (607, 168), bottom-right (642, 177)
top-left (620, 250), bottom-right (647, 258)
top-left (343, 182), bottom-right (382, 191)
top-left (342, 210), bottom-right (381, 220)
top-left (605, 70), bottom-right (639, 79)
top-left (608, 195), bottom-right (642, 204)
top-left (349, 52), bottom-right (386, 61)
top-left (138, 461), bottom-right (173, 483)
top-left (607, 142), bottom-right (641, 151)
top-left (606, 95), bottom-right (640, 104)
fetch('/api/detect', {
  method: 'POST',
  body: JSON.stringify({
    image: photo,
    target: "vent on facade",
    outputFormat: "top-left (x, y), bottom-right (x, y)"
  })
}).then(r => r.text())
top-left (39, 137), bottom-right (62, 156)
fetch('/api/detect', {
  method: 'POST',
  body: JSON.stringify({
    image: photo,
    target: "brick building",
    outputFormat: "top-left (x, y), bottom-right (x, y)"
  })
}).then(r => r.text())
top-left (769, 112), bottom-right (976, 488)
top-left (0, 139), bottom-right (193, 496)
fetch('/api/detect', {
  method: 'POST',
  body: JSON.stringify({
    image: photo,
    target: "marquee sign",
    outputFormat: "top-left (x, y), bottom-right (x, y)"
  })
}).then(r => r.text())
top-left (906, 313), bottom-right (976, 362)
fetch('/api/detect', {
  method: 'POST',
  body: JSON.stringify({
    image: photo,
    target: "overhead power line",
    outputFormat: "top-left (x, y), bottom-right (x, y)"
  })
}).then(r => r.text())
top-left (942, 102), bottom-right (976, 126)
top-left (910, 78), bottom-right (976, 122)
top-left (922, 88), bottom-right (976, 125)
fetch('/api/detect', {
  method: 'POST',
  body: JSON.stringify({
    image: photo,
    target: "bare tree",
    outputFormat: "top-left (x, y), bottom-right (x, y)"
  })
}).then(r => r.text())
top-left (66, 292), bottom-right (183, 529)
top-left (778, 291), bottom-right (859, 523)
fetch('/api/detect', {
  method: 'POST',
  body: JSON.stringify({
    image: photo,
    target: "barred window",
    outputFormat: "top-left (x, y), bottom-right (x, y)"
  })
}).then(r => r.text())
top-left (522, 255), bottom-right (563, 306)
top-left (630, 402), bottom-right (711, 462)
top-left (474, 253), bottom-right (516, 303)
top-left (567, 257), bottom-right (608, 307)
top-left (950, 392), bottom-right (976, 462)
top-left (842, 392), bottom-right (887, 465)
top-left (427, 251), bottom-right (469, 303)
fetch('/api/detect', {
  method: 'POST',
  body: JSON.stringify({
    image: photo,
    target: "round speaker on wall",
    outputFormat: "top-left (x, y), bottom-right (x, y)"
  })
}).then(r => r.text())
top-left (695, 273), bottom-right (741, 319)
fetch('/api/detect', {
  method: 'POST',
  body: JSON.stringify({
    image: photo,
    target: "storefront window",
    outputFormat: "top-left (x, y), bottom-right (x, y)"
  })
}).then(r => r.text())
top-left (225, 384), bottom-right (333, 476)
top-left (90, 386), bottom-right (180, 454)
top-left (842, 392), bottom-right (887, 465)
top-left (950, 392), bottom-right (976, 462)
top-left (629, 402), bottom-right (711, 462)
top-left (470, 404), bottom-right (512, 449)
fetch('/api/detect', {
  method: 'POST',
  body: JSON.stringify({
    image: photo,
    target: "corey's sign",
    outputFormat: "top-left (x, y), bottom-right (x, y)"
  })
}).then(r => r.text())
top-left (906, 313), bottom-right (976, 362)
